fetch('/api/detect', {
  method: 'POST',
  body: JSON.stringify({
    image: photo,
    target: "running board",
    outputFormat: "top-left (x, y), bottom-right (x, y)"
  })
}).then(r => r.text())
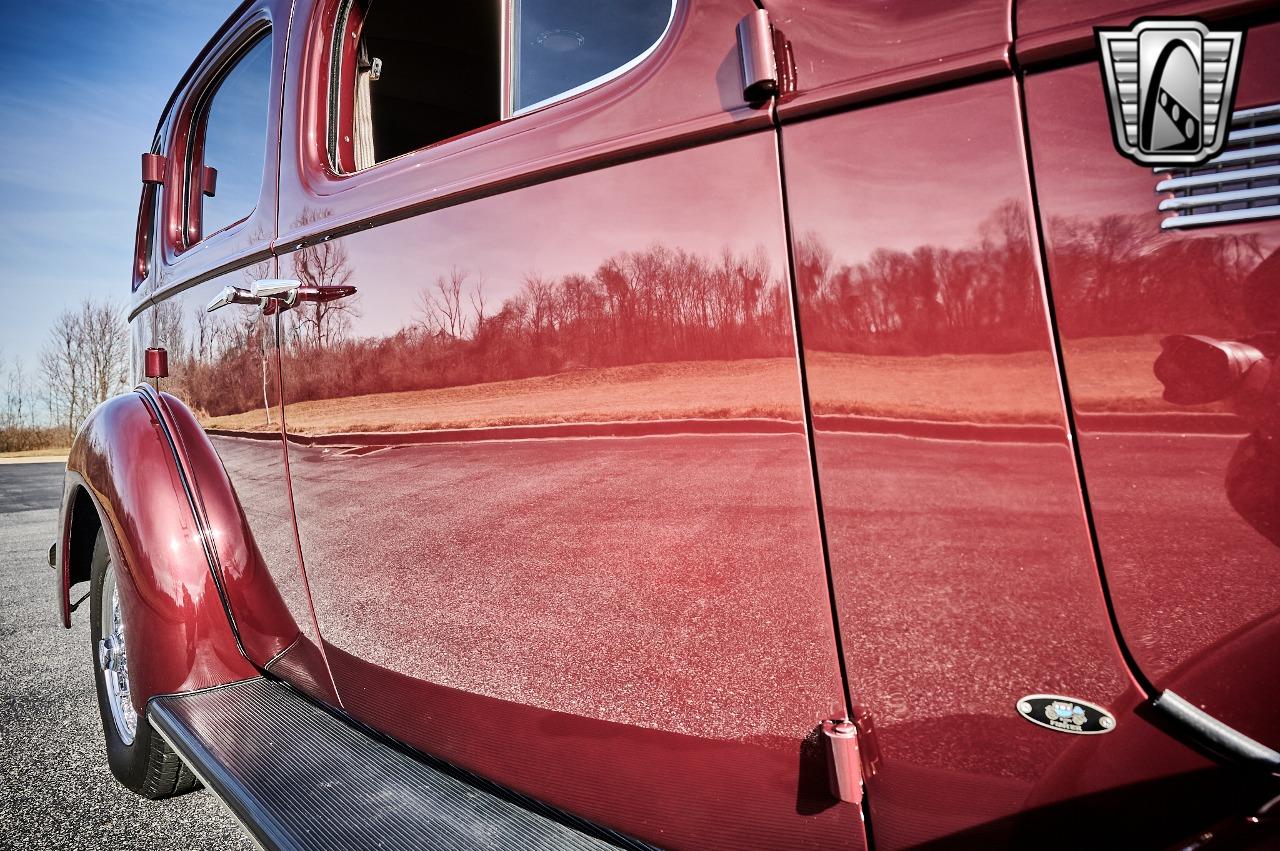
top-left (149, 678), bottom-right (649, 851)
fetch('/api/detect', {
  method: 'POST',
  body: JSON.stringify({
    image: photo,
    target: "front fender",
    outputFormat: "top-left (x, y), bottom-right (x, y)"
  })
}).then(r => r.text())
top-left (151, 389), bottom-right (317, 674)
top-left (56, 388), bottom-right (267, 703)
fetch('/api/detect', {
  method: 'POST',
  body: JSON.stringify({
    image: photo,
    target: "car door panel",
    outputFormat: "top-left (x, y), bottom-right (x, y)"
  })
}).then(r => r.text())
top-left (1023, 14), bottom-right (1280, 748)
top-left (778, 73), bottom-right (1191, 847)
top-left (272, 129), bottom-right (861, 850)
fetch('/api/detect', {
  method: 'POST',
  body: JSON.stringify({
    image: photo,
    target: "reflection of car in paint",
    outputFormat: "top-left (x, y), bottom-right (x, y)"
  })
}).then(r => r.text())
top-left (53, 0), bottom-right (1280, 848)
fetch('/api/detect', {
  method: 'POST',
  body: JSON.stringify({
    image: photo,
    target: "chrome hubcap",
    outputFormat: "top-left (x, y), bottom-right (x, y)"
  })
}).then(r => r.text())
top-left (98, 563), bottom-right (136, 744)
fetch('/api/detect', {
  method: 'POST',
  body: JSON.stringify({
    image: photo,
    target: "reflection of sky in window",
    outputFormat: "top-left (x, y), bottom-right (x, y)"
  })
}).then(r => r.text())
top-left (200, 35), bottom-right (272, 238)
top-left (515, 0), bottom-right (670, 110)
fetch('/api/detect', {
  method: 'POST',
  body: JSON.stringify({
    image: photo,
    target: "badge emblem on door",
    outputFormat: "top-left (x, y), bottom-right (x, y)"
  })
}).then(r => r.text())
top-left (1095, 19), bottom-right (1244, 166)
top-left (1016, 695), bottom-right (1116, 734)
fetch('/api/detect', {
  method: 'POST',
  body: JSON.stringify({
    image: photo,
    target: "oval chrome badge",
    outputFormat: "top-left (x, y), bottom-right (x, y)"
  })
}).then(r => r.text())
top-left (1016, 695), bottom-right (1116, 735)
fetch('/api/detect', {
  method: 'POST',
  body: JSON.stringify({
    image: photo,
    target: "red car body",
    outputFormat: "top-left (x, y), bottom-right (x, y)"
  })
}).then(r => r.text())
top-left (55, 0), bottom-right (1279, 847)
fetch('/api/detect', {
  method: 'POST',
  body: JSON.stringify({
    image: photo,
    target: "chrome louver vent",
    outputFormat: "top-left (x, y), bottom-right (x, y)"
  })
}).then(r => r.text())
top-left (1154, 103), bottom-right (1280, 229)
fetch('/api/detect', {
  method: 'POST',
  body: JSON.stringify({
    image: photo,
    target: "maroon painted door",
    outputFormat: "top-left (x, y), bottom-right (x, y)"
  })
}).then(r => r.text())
top-left (772, 0), bottom-right (1272, 847)
top-left (265, 1), bottom-right (864, 849)
top-left (1022, 11), bottom-right (1280, 753)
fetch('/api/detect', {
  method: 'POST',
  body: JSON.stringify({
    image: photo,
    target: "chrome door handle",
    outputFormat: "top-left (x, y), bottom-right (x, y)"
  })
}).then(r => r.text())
top-left (256, 279), bottom-right (358, 314)
top-left (253, 279), bottom-right (302, 307)
top-left (206, 285), bottom-right (259, 313)
top-left (207, 279), bottom-right (356, 314)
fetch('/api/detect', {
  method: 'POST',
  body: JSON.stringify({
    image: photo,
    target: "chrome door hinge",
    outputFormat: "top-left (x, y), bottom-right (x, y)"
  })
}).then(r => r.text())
top-left (823, 718), bottom-right (864, 806)
top-left (736, 9), bottom-right (795, 104)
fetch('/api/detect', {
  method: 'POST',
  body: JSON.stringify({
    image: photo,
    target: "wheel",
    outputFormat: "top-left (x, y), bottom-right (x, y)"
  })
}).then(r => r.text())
top-left (89, 527), bottom-right (200, 799)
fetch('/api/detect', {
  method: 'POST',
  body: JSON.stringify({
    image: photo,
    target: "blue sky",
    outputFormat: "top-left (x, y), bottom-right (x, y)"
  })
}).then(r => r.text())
top-left (0, 0), bottom-right (235, 375)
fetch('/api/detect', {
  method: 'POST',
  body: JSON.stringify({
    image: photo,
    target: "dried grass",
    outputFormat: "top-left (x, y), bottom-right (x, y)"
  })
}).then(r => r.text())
top-left (204, 335), bottom-right (1215, 435)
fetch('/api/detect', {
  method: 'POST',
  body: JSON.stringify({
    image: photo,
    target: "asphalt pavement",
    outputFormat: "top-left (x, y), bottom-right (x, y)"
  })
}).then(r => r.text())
top-left (0, 461), bottom-right (252, 850)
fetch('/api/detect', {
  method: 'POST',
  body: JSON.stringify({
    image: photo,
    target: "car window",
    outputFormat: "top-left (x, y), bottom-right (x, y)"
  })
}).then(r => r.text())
top-left (331, 2), bottom-right (502, 171)
top-left (189, 33), bottom-right (272, 242)
top-left (512, 0), bottom-right (672, 113)
top-left (328, 0), bottom-right (675, 173)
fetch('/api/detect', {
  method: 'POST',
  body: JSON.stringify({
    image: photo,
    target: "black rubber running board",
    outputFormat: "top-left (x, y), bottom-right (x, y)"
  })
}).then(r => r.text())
top-left (150, 678), bottom-right (648, 851)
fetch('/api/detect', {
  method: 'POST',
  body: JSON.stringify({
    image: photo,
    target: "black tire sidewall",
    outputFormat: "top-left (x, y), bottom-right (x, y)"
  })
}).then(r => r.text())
top-left (88, 527), bottom-right (165, 795)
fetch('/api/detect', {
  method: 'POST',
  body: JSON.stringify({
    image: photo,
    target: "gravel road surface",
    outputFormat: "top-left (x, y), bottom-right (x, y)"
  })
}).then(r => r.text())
top-left (0, 461), bottom-right (252, 850)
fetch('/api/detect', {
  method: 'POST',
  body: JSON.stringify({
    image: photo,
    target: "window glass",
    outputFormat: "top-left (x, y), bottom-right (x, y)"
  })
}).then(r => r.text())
top-left (512, 0), bottom-right (672, 112)
top-left (327, 1), bottom-right (674, 173)
top-left (192, 33), bottom-right (272, 240)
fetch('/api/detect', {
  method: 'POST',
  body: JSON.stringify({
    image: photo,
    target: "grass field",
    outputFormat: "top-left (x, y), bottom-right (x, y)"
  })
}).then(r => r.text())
top-left (203, 335), bottom-right (1221, 435)
top-left (0, 448), bottom-right (70, 462)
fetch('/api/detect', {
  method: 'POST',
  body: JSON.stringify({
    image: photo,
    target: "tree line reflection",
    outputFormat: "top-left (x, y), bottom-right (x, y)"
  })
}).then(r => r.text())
top-left (154, 202), bottom-right (1269, 420)
top-left (306, 242), bottom-right (794, 399)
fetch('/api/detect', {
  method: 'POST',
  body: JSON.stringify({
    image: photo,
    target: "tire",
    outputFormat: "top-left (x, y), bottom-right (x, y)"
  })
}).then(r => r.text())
top-left (89, 527), bottom-right (200, 799)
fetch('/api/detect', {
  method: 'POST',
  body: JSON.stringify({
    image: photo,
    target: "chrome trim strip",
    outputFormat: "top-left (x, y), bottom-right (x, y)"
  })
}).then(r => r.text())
top-left (1156, 163), bottom-right (1280, 191)
top-left (1203, 142), bottom-right (1280, 165)
top-left (1234, 103), bottom-right (1280, 122)
top-left (1160, 205), bottom-right (1280, 229)
top-left (1158, 185), bottom-right (1280, 211)
top-left (1156, 141), bottom-right (1280, 172)
top-left (1228, 122), bottom-right (1280, 143)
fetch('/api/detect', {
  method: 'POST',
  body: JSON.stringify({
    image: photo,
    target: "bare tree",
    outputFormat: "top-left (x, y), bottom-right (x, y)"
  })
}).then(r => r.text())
top-left (416, 266), bottom-right (471, 339)
top-left (1, 355), bottom-right (32, 431)
top-left (40, 307), bottom-right (86, 436)
top-left (291, 238), bottom-right (358, 349)
top-left (238, 252), bottom-right (279, 425)
top-left (82, 300), bottom-right (129, 405)
top-left (39, 299), bottom-right (127, 438)
top-left (469, 278), bottom-right (488, 331)
top-left (154, 298), bottom-right (187, 362)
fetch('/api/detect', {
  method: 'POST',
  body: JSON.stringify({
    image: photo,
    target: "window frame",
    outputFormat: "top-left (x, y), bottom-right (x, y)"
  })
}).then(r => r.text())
top-left (131, 136), bottom-right (163, 292)
top-left (324, 0), bottom-right (678, 175)
top-left (183, 28), bottom-right (275, 248)
top-left (156, 2), bottom-right (282, 284)
top-left (277, 0), bottom-right (749, 258)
